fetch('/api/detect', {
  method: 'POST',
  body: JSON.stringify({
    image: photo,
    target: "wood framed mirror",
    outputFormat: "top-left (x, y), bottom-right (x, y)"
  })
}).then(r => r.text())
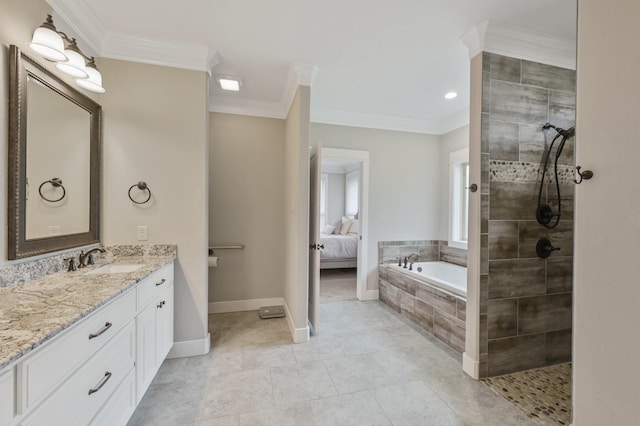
top-left (8, 45), bottom-right (101, 259)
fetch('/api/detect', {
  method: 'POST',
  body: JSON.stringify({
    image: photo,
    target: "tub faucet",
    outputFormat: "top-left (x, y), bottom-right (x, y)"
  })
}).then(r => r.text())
top-left (406, 253), bottom-right (420, 263)
top-left (78, 247), bottom-right (106, 268)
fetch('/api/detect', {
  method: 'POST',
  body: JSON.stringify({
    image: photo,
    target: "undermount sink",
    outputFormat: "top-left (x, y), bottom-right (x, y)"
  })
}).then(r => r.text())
top-left (85, 264), bottom-right (144, 274)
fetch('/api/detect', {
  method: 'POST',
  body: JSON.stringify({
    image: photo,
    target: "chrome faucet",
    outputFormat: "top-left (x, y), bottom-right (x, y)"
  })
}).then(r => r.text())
top-left (78, 247), bottom-right (106, 268)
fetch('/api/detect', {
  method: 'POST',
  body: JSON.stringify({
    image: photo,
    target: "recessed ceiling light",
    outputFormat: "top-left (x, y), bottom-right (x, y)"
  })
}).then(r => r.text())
top-left (444, 91), bottom-right (458, 100)
top-left (219, 78), bottom-right (241, 91)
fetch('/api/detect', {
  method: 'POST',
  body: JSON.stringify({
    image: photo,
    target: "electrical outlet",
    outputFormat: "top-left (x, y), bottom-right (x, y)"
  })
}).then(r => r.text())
top-left (137, 225), bottom-right (148, 241)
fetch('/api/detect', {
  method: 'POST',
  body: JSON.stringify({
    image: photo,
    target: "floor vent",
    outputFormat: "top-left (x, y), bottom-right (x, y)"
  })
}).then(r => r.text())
top-left (259, 305), bottom-right (285, 319)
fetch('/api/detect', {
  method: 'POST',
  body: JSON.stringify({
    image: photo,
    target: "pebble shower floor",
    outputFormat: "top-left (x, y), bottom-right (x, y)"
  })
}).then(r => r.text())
top-left (482, 363), bottom-right (572, 425)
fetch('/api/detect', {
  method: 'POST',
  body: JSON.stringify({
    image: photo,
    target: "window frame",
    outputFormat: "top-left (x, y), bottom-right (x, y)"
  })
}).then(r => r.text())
top-left (448, 148), bottom-right (469, 250)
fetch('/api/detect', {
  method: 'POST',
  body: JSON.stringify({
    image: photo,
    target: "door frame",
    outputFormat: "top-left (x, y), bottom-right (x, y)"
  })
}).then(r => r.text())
top-left (321, 148), bottom-right (370, 301)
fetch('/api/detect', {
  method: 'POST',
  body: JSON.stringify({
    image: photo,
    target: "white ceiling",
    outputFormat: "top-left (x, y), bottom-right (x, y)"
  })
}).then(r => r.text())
top-left (50, 0), bottom-right (577, 134)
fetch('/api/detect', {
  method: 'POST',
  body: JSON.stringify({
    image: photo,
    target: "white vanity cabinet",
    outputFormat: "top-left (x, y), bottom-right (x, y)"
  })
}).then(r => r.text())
top-left (135, 264), bottom-right (174, 402)
top-left (0, 260), bottom-right (174, 426)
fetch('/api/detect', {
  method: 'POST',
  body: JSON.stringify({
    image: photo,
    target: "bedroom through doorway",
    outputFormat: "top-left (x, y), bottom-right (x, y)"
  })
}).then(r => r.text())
top-left (319, 149), bottom-right (367, 303)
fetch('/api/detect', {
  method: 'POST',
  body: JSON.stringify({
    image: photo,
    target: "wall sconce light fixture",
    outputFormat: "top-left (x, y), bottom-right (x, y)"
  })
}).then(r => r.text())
top-left (28, 15), bottom-right (105, 93)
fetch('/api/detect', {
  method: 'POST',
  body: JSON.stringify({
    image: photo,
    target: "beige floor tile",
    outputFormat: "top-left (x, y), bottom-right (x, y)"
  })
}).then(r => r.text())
top-left (128, 381), bottom-right (208, 426)
top-left (238, 401), bottom-right (314, 426)
top-left (201, 368), bottom-right (274, 419)
top-left (310, 390), bottom-right (391, 426)
top-left (270, 361), bottom-right (337, 405)
top-left (242, 342), bottom-right (296, 370)
top-left (324, 353), bottom-right (398, 394)
top-left (292, 334), bottom-right (345, 363)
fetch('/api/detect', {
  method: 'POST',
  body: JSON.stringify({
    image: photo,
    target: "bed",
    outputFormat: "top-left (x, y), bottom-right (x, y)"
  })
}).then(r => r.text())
top-left (319, 232), bottom-right (358, 269)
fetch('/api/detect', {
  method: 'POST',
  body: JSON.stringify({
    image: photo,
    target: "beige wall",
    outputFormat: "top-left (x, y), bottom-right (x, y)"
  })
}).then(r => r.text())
top-left (438, 125), bottom-right (470, 240)
top-left (100, 58), bottom-right (210, 347)
top-left (574, 0), bottom-right (640, 423)
top-left (284, 87), bottom-right (311, 341)
top-left (310, 123), bottom-right (442, 291)
top-left (209, 113), bottom-right (286, 302)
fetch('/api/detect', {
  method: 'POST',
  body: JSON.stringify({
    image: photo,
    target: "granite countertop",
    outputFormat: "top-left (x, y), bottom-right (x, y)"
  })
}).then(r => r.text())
top-left (0, 255), bottom-right (175, 370)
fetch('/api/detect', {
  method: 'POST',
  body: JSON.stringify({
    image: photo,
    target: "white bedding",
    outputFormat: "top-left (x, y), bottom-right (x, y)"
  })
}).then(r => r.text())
top-left (320, 233), bottom-right (358, 259)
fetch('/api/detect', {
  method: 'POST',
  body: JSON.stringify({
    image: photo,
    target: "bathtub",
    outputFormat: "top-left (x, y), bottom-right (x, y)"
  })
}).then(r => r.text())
top-left (390, 261), bottom-right (467, 298)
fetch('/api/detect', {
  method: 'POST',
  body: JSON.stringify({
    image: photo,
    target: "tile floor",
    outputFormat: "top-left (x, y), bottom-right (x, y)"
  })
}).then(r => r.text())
top-left (129, 301), bottom-right (535, 425)
top-left (320, 268), bottom-right (357, 303)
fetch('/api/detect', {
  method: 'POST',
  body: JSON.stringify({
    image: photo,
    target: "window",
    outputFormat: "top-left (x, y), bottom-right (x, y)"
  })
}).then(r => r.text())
top-left (345, 170), bottom-right (359, 218)
top-left (449, 148), bottom-right (469, 249)
top-left (320, 174), bottom-right (328, 229)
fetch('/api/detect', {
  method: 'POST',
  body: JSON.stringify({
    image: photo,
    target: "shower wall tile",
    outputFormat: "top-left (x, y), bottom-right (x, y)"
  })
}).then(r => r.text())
top-left (490, 182), bottom-right (538, 221)
top-left (456, 299), bottom-right (466, 321)
top-left (481, 194), bottom-right (489, 234)
top-left (518, 294), bottom-right (573, 335)
top-left (378, 240), bottom-right (439, 264)
top-left (490, 81), bottom-right (549, 125)
top-left (480, 53), bottom-right (575, 377)
top-left (547, 257), bottom-right (573, 294)
top-left (386, 268), bottom-right (417, 296)
top-left (412, 299), bottom-right (435, 333)
top-left (488, 333), bottom-right (546, 376)
top-left (546, 329), bottom-right (572, 364)
top-left (481, 113), bottom-right (490, 154)
top-left (549, 90), bottom-right (577, 130)
top-left (418, 245), bottom-right (440, 262)
top-left (487, 298), bottom-right (518, 339)
top-left (488, 221), bottom-right (518, 259)
top-left (488, 259), bottom-right (546, 299)
top-left (521, 60), bottom-right (576, 93)
top-left (490, 54), bottom-right (521, 83)
top-left (489, 120), bottom-right (520, 161)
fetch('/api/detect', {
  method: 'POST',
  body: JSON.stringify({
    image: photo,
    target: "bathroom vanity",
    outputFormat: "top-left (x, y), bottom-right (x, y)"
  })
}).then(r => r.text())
top-left (0, 255), bottom-right (175, 425)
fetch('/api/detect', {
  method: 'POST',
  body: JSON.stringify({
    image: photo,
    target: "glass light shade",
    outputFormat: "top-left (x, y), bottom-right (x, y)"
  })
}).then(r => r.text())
top-left (28, 26), bottom-right (67, 61)
top-left (56, 47), bottom-right (89, 79)
top-left (76, 64), bottom-right (105, 93)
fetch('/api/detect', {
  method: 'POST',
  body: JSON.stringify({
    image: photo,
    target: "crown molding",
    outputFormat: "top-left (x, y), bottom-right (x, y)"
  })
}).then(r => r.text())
top-left (461, 20), bottom-right (576, 70)
top-left (48, 0), bottom-right (105, 54)
top-left (102, 33), bottom-right (219, 74)
top-left (311, 108), bottom-right (445, 135)
top-left (210, 95), bottom-right (288, 119)
top-left (438, 109), bottom-right (470, 135)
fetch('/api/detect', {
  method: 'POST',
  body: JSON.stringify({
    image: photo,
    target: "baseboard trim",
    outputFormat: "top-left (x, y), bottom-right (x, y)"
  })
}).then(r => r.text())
top-left (282, 299), bottom-right (309, 343)
top-left (359, 289), bottom-right (379, 301)
top-left (462, 352), bottom-right (479, 379)
top-left (167, 333), bottom-right (211, 359)
top-left (208, 298), bottom-right (285, 314)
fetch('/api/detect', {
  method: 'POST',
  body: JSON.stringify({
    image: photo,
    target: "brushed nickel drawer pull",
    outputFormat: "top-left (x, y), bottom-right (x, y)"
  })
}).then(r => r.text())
top-left (88, 322), bottom-right (112, 340)
top-left (155, 278), bottom-right (166, 286)
top-left (88, 371), bottom-right (112, 395)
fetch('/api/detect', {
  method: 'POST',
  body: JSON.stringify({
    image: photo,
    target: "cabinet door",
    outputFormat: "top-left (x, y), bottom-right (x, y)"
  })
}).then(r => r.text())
top-left (156, 284), bottom-right (174, 362)
top-left (0, 369), bottom-right (13, 426)
top-left (136, 303), bottom-right (157, 403)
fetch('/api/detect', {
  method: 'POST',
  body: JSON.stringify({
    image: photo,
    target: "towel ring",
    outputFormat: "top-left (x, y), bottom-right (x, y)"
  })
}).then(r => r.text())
top-left (128, 181), bottom-right (152, 204)
top-left (38, 178), bottom-right (66, 202)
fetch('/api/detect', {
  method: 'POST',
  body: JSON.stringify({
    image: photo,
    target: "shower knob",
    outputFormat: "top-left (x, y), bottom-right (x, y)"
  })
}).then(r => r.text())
top-left (536, 238), bottom-right (560, 259)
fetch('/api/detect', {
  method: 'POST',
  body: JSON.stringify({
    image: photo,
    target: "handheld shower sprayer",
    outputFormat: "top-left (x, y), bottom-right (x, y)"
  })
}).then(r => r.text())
top-left (536, 123), bottom-right (575, 228)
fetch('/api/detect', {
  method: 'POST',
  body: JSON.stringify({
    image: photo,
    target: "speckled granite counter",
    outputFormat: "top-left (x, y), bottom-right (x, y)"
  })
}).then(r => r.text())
top-left (0, 254), bottom-right (175, 370)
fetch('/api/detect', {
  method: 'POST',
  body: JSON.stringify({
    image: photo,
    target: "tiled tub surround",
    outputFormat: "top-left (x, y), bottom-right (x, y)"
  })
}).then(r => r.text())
top-left (480, 52), bottom-right (575, 377)
top-left (378, 240), bottom-right (467, 267)
top-left (0, 245), bottom-right (176, 369)
top-left (378, 264), bottom-right (466, 353)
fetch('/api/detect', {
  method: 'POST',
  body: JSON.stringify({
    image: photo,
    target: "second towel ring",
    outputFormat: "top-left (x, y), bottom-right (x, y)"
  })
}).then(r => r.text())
top-left (39, 178), bottom-right (66, 202)
top-left (128, 181), bottom-right (152, 204)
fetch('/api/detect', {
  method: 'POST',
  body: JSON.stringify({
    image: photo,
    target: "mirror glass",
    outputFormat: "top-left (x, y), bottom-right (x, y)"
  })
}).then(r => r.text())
top-left (25, 76), bottom-right (91, 239)
top-left (8, 45), bottom-right (101, 259)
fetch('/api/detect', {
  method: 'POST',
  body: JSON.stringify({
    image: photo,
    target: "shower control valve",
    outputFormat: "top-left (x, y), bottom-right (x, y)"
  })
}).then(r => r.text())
top-left (536, 238), bottom-right (560, 259)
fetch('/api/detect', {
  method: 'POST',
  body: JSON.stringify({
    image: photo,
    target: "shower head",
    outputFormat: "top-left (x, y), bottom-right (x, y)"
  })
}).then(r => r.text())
top-left (542, 123), bottom-right (575, 139)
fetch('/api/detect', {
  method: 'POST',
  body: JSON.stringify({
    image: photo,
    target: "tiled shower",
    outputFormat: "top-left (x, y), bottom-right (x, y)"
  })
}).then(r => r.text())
top-left (479, 52), bottom-right (575, 378)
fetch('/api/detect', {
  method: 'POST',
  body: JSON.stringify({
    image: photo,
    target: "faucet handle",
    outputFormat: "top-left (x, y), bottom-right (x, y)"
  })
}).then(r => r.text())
top-left (64, 257), bottom-right (77, 272)
top-left (87, 254), bottom-right (95, 265)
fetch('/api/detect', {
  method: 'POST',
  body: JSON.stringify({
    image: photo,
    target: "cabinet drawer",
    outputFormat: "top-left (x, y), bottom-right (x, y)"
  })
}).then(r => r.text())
top-left (137, 263), bottom-right (173, 311)
top-left (89, 367), bottom-right (136, 426)
top-left (0, 369), bottom-right (13, 426)
top-left (18, 289), bottom-right (135, 413)
top-left (23, 320), bottom-right (135, 426)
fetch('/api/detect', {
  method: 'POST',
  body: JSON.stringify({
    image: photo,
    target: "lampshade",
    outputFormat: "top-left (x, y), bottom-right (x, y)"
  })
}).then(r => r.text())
top-left (28, 17), bottom-right (67, 61)
top-left (76, 61), bottom-right (105, 93)
top-left (56, 42), bottom-right (89, 79)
